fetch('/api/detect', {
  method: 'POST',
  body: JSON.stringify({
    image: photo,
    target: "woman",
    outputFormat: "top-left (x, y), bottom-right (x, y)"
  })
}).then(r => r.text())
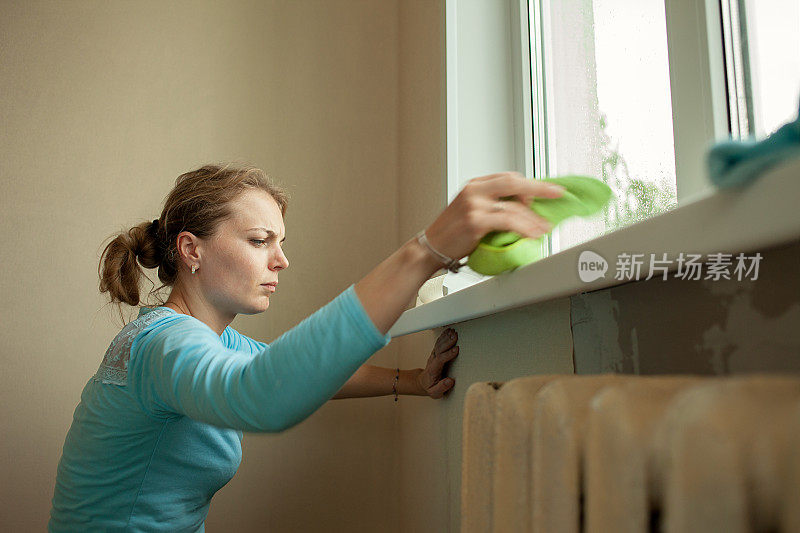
top-left (48, 163), bottom-right (564, 531)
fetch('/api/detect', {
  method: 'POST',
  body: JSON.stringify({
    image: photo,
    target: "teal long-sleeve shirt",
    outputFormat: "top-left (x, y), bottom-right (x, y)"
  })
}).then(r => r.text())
top-left (49, 284), bottom-right (391, 532)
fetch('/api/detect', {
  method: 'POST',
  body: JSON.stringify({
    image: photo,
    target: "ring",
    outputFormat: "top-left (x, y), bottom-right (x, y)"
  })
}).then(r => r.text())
top-left (490, 202), bottom-right (506, 213)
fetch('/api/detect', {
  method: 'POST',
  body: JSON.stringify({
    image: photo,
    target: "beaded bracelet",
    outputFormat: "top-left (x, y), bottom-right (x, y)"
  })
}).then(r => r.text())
top-left (392, 367), bottom-right (399, 402)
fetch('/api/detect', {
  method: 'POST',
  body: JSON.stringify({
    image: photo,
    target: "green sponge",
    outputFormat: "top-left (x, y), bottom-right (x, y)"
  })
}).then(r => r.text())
top-left (466, 176), bottom-right (614, 276)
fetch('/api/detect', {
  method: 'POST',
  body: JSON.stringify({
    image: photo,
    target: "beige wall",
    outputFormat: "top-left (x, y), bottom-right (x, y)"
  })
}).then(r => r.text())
top-left (4, 2), bottom-right (798, 532)
top-left (394, 2), bottom-right (449, 530)
top-left (1, 1), bottom-right (407, 530)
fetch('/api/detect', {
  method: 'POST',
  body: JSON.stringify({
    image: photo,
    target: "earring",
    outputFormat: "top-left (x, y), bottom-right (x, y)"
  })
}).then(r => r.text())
top-left (191, 265), bottom-right (197, 274)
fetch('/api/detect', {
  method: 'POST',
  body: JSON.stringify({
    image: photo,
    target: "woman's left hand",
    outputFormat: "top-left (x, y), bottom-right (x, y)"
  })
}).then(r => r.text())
top-left (416, 328), bottom-right (460, 399)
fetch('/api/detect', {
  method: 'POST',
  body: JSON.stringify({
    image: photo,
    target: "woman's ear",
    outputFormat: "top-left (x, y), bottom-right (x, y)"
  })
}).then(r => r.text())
top-left (175, 231), bottom-right (202, 266)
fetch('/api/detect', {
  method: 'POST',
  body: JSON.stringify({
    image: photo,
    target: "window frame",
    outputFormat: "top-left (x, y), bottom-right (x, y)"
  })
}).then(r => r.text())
top-left (388, 0), bottom-right (800, 337)
top-left (441, 0), bottom-right (730, 296)
top-left (443, 0), bottom-right (543, 294)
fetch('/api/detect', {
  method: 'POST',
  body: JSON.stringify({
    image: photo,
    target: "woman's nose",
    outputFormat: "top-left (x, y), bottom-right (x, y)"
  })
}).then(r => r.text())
top-left (272, 249), bottom-right (289, 271)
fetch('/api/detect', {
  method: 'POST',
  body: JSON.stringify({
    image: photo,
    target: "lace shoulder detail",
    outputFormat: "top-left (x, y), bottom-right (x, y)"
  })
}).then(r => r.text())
top-left (91, 308), bottom-right (176, 385)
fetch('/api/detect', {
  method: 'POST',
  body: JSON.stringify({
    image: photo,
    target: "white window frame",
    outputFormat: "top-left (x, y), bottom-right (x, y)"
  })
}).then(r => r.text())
top-left (442, 0), bottom-right (539, 294)
top-left (387, 0), bottom-right (800, 337)
top-left (443, 0), bottom-right (728, 295)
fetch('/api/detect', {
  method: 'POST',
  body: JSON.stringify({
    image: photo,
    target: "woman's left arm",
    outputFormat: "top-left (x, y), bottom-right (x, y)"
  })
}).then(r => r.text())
top-left (225, 332), bottom-right (428, 399)
top-left (332, 365), bottom-right (425, 399)
top-left (332, 328), bottom-right (460, 400)
top-left (222, 319), bottom-right (459, 400)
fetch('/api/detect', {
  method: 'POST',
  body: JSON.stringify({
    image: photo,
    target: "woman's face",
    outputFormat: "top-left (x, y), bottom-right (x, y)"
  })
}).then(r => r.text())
top-left (195, 189), bottom-right (289, 316)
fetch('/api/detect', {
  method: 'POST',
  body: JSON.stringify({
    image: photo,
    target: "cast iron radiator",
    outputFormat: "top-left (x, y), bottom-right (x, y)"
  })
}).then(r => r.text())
top-left (461, 374), bottom-right (800, 532)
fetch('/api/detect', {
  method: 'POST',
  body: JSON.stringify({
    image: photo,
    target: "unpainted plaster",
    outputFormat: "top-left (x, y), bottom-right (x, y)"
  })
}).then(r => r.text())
top-left (571, 239), bottom-right (800, 375)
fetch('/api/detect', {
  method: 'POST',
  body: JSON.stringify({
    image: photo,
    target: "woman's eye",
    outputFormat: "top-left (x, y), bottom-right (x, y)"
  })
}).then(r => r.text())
top-left (251, 239), bottom-right (285, 249)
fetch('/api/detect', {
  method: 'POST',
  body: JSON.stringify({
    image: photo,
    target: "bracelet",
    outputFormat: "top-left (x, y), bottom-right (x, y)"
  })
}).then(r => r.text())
top-left (392, 367), bottom-right (399, 402)
top-left (415, 230), bottom-right (466, 273)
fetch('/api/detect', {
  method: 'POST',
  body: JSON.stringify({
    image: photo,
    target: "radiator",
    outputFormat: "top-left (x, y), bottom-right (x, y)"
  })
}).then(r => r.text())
top-left (461, 374), bottom-right (800, 532)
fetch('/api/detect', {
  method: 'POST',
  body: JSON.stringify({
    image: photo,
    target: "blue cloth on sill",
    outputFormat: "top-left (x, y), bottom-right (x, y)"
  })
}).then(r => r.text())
top-left (707, 94), bottom-right (800, 189)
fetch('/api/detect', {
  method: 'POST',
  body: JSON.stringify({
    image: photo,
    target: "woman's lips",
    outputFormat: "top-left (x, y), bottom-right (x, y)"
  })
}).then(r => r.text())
top-left (261, 284), bottom-right (276, 292)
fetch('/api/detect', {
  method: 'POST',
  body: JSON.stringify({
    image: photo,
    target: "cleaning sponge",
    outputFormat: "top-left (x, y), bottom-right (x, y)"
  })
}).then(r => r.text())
top-left (466, 175), bottom-right (614, 276)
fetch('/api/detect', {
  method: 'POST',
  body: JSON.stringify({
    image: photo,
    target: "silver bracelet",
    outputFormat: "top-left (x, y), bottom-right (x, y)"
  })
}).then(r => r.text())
top-left (415, 230), bottom-right (465, 273)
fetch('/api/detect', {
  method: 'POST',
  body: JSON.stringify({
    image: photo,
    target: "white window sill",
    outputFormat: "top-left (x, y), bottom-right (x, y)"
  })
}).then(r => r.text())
top-left (388, 158), bottom-right (800, 337)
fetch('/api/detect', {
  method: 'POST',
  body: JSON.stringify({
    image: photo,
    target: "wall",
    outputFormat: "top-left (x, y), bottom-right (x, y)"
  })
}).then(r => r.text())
top-left (394, 1), bottom-right (450, 530)
top-left (0, 1), bottom-right (402, 531)
top-left (572, 238), bottom-right (800, 375)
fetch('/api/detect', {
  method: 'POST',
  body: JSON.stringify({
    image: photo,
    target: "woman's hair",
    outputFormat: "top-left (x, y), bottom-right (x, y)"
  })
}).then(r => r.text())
top-left (98, 163), bottom-right (290, 322)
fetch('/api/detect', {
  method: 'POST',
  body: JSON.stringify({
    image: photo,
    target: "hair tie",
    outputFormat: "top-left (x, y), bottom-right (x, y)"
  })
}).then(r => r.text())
top-left (147, 219), bottom-right (167, 260)
top-left (146, 219), bottom-right (159, 239)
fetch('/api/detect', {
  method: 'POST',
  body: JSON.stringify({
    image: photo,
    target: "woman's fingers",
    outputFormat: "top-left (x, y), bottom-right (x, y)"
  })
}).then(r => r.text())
top-left (428, 377), bottom-right (455, 399)
top-left (479, 196), bottom-right (553, 239)
top-left (435, 328), bottom-right (458, 351)
top-left (424, 328), bottom-right (459, 399)
top-left (433, 329), bottom-right (459, 358)
top-left (469, 172), bottom-right (566, 203)
top-left (468, 171), bottom-right (524, 183)
top-left (466, 174), bottom-right (561, 240)
top-left (428, 345), bottom-right (459, 377)
top-left (421, 171), bottom-right (563, 264)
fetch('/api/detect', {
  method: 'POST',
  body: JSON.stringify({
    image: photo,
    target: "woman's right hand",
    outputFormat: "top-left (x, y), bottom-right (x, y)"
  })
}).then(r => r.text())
top-left (422, 172), bottom-right (566, 263)
top-left (353, 171), bottom-right (566, 336)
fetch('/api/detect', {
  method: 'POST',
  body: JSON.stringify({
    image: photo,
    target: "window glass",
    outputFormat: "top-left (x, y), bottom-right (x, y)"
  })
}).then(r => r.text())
top-left (536, 0), bottom-right (678, 255)
top-left (741, 0), bottom-right (800, 137)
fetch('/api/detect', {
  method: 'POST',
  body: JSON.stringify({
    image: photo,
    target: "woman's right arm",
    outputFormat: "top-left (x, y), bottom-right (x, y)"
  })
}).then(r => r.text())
top-left (354, 172), bottom-right (565, 335)
top-left (128, 283), bottom-right (392, 433)
top-left (128, 172), bottom-right (563, 432)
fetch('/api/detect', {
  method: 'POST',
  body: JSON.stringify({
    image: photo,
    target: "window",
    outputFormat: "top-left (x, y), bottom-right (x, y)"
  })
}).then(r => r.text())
top-left (442, 0), bottom-right (799, 295)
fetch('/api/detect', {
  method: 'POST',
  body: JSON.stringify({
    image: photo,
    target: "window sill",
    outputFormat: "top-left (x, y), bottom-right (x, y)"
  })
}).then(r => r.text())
top-left (389, 158), bottom-right (800, 337)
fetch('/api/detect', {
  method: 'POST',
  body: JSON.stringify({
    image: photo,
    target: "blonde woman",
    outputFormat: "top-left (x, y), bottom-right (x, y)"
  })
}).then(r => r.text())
top-left (48, 163), bottom-right (564, 531)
